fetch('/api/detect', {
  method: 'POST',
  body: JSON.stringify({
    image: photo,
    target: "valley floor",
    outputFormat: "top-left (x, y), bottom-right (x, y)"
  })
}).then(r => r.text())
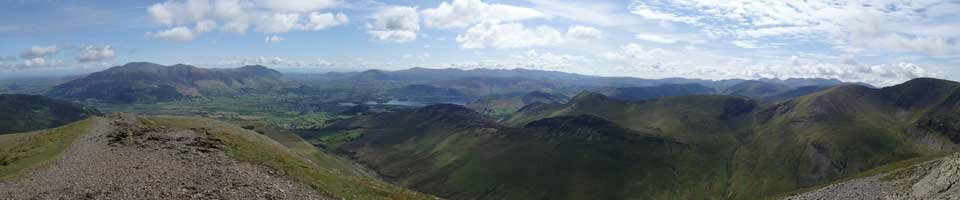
top-left (0, 114), bottom-right (329, 200)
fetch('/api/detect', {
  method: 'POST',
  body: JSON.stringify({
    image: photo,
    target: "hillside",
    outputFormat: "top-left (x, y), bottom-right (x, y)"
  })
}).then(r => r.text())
top-left (723, 80), bottom-right (793, 99)
top-left (47, 62), bottom-right (292, 103)
top-left (311, 78), bottom-right (960, 199)
top-left (464, 91), bottom-right (568, 117)
top-left (786, 153), bottom-right (958, 199)
top-left (313, 104), bottom-right (731, 199)
top-left (0, 113), bottom-right (433, 199)
top-left (0, 94), bottom-right (101, 134)
top-left (595, 83), bottom-right (717, 101)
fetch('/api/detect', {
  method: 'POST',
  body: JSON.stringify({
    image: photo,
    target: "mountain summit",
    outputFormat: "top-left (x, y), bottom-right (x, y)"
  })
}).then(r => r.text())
top-left (47, 62), bottom-right (291, 103)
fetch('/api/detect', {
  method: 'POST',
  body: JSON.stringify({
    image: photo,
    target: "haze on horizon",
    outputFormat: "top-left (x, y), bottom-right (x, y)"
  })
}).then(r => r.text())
top-left (1, 0), bottom-right (958, 86)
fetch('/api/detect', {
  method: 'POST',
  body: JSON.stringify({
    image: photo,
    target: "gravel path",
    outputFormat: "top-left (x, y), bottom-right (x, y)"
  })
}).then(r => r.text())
top-left (0, 114), bottom-right (330, 200)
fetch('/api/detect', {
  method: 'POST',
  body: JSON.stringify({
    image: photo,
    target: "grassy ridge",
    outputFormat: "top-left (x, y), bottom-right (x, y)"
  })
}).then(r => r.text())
top-left (0, 118), bottom-right (94, 180)
top-left (142, 116), bottom-right (433, 200)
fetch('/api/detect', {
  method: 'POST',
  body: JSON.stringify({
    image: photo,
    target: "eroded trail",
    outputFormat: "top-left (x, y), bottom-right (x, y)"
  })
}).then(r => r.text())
top-left (0, 114), bottom-right (329, 200)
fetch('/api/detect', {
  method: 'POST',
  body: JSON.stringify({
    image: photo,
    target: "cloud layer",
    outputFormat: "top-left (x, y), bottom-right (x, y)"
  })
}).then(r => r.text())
top-left (627, 0), bottom-right (960, 55)
top-left (146, 0), bottom-right (349, 41)
top-left (366, 6), bottom-right (420, 43)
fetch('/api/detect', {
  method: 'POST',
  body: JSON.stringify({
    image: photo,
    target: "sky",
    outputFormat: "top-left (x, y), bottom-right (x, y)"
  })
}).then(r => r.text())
top-left (0, 0), bottom-right (958, 86)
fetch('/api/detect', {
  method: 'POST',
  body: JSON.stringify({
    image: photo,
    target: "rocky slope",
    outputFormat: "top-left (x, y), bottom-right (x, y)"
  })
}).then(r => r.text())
top-left (786, 153), bottom-right (960, 199)
top-left (0, 94), bottom-right (101, 134)
top-left (47, 62), bottom-right (293, 103)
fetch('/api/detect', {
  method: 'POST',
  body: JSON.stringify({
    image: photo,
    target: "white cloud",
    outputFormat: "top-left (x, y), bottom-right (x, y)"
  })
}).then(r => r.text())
top-left (368, 31), bottom-right (418, 43)
top-left (366, 6), bottom-right (420, 43)
top-left (20, 45), bottom-right (60, 59)
top-left (566, 26), bottom-right (602, 40)
top-left (218, 56), bottom-right (337, 68)
top-left (440, 50), bottom-right (596, 74)
top-left (256, 0), bottom-right (341, 12)
top-left (421, 0), bottom-right (545, 29)
top-left (147, 26), bottom-right (197, 41)
top-left (456, 22), bottom-right (600, 49)
top-left (525, 0), bottom-right (639, 27)
top-left (510, 49), bottom-right (592, 71)
top-left (220, 21), bottom-right (250, 34)
top-left (256, 13), bottom-right (302, 33)
top-left (305, 12), bottom-right (348, 30)
top-left (24, 58), bottom-right (50, 67)
top-left (315, 59), bottom-right (334, 67)
top-left (601, 43), bottom-right (682, 71)
top-left (634, 33), bottom-right (677, 44)
top-left (7, 57), bottom-right (65, 69)
top-left (194, 20), bottom-right (217, 33)
top-left (626, 0), bottom-right (960, 55)
top-left (265, 35), bottom-right (284, 43)
top-left (456, 21), bottom-right (565, 49)
top-left (77, 45), bottom-right (115, 63)
top-left (731, 40), bottom-right (761, 49)
top-left (863, 34), bottom-right (952, 55)
top-left (146, 0), bottom-right (348, 40)
top-left (598, 42), bottom-right (940, 86)
top-left (627, 3), bottom-right (698, 24)
top-left (147, 0), bottom-right (210, 26)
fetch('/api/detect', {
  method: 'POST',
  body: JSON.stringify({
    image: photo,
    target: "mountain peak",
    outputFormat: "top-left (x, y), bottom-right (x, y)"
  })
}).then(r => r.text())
top-left (238, 65), bottom-right (269, 70)
top-left (234, 65), bottom-right (282, 76)
top-left (120, 62), bottom-right (163, 67)
top-left (47, 62), bottom-right (290, 103)
top-left (892, 78), bottom-right (959, 89)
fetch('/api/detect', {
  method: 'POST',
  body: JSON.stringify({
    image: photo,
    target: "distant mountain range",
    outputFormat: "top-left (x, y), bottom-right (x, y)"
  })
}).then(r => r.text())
top-left (1, 61), bottom-right (953, 199)
top-left (38, 62), bottom-right (862, 105)
top-left (291, 67), bottom-right (854, 91)
top-left (47, 62), bottom-right (293, 103)
top-left (311, 77), bottom-right (960, 199)
top-left (0, 94), bottom-right (100, 134)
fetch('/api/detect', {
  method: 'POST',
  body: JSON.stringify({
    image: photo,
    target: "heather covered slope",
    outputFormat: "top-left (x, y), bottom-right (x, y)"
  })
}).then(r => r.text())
top-left (320, 78), bottom-right (960, 199)
top-left (0, 94), bottom-right (101, 134)
top-left (731, 79), bottom-right (960, 198)
top-left (723, 80), bottom-right (793, 100)
top-left (315, 104), bottom-right (737, 199)
top-left (508, 78), bottom-right (960, 199)
top-left (47, 62), bottom-right (292, 103)
top-left (595, 83), bottom-right (716, 101)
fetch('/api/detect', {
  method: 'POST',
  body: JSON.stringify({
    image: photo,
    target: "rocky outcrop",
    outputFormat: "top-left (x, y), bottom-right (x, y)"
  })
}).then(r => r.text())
top-left (910, 154), bottom-right (960, 199)
top-left (786, 153), bottom-right (960, 200)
